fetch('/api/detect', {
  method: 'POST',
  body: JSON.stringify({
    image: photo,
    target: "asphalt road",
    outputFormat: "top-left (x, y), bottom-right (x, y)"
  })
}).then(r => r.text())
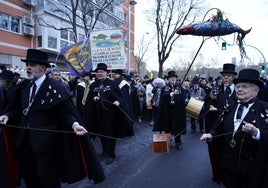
top-left (61, 118), bottom-right (222, 188)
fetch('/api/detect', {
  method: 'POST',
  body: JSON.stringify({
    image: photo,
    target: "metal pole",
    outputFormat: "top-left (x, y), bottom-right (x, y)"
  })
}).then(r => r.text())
top-left (245, 44), bottom-right (266, 64)
top-left (182, 37), bottom-right (210, 82)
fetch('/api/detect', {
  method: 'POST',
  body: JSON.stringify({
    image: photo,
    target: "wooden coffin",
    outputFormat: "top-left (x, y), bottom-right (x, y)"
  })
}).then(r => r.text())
top-left (152, 133), bottom-right (171, 153)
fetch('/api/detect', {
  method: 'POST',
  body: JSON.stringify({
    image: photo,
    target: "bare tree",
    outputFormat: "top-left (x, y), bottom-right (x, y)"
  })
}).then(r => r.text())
top-left (38, 0), bottom-right (122, 42)
top-left (150, 0), bottom-right (205, 77)
top-left (135, 32), bottom-right (153, 75)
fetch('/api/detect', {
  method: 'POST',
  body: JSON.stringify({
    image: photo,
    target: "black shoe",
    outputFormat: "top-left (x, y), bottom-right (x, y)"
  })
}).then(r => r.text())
top-left (175, 143), bottom-right (182, 150)
top-left (98, 152), bottom-right (107, 159)
top-left (212, 178), bottom-right (221, 184)
top-left (105, 157), bottom-right (114, 165)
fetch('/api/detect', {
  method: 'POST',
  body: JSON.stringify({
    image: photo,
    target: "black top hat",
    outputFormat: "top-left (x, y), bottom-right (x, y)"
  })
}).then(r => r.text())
top-left (192, 76), bottom-right (199, 84)
top-left (82, 71), bottom-right (92, 79)
top-left (233, 69), bottom-right (263, 88)
top-left (125, 74), bottom-right (133, 81)
top-left (21, 49), bottom-right (50, 67)
top-left (144, 75), bottom-right (149, 79)
top-left (208, 77), bottom-right (213, 82)
top-left (13, 72), bottom-right (21, 77)
top-left (0, 64), bottom-right (7, 73)
top-left (0, 70), bottom-right (14, 82)
top-left (94, 63), bottom-right (108, 72)
top-left (220, 63), bottom-right (237, 75)
top-left (113, 69), bottom-right (124, 75)
top-left (167, 70), bottom-right (177, 78)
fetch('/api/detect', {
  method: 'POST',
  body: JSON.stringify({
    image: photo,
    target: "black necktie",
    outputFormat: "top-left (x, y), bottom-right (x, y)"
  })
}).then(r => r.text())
top-left (236, 100), bottom-right (253, 119)
top-left (225, 86), bottom-right (231, 99)
top-left (236, 104), bottom-right (245, 120)
top-left (29, 82), bottom-right (37, 103)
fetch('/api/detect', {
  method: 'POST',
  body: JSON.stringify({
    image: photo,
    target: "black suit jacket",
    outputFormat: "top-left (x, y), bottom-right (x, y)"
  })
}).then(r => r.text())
top-left (7, 77), bottom-right (75, 153)
top-left (153, 83), bottom-right (186, 135)
top-left (212, 98), bottom-right (268, 186)
top-left (4, 77), bottom-right (105, 184)
top-left (215, 85), bottom-right (237, 112)
top-left (85, 78), bottom-right (133, 138)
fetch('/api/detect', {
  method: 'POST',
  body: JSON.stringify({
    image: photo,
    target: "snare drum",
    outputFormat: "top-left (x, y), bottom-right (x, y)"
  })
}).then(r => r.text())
top-left (186, 97), bottom-right (204, 118)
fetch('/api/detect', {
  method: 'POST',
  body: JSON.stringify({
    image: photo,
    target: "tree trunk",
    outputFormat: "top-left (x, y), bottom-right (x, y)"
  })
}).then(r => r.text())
top-left (158, 61), bottom-right (164, 78)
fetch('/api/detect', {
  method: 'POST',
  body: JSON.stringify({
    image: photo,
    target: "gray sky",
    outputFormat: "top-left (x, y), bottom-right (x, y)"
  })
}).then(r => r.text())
top-left (135, 0), bottom-right (268, 71)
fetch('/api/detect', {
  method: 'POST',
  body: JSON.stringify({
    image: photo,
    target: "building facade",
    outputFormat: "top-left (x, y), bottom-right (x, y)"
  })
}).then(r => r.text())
top-left (0, 0), bottom-right (136, 75)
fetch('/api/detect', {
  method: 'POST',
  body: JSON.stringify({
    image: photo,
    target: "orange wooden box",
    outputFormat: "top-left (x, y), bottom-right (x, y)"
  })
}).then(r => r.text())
top-left (152, 133), bottom-right (171, 153)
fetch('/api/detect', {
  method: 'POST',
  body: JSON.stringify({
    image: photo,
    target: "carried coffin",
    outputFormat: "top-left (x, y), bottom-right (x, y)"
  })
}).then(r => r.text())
top-left (152, 133), bottom-right (171, 153)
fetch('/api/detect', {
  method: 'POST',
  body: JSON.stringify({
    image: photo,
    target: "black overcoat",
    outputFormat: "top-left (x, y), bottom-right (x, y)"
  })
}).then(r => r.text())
top-left (211, 98), bottom-right (268, 187)
top-left (153, 83), bottom-right (186, 135)
top-left (85, 78), bottom-right (133, 138)
top-left (3, 78), bottom-right (105, 184)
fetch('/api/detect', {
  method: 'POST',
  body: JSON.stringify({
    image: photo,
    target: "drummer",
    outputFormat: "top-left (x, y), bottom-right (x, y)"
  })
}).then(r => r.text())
top-left (187, 76), bottom-right (206, 133)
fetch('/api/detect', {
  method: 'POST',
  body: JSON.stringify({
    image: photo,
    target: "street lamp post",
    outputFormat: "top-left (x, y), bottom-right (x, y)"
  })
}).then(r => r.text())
top-left (244, 44), bottom-right (267, 77)
top-left (127, 0), bottom-right (137, 74)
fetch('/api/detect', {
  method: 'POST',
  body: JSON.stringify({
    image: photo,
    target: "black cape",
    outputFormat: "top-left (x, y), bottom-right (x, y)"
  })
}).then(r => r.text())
top-left (2, 78), bottom-right (105, 185)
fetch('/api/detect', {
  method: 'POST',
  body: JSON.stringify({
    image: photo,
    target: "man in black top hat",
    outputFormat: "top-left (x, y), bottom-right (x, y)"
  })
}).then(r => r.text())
top-left (0, 49), bottom-right (105, 187)
top-left (0, 67), bottom-right (15, 188)
top-left (0, 70), bottom-right (15, 103)
top-left (201, 68), bottom-right (268, 187)
top-left (84, 63), bottom-right (133, 165)
top-left (204, 63), bottom-right (238, 184)
top-left (153, 70), bottom-right (186, 150)
top-left (76, 71), bottom-right (93, 119)
top-left (113, 69), bottom-right (134, 125)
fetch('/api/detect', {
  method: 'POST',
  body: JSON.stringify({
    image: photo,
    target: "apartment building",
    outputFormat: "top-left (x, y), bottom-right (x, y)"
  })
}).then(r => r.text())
top-left (0, 0), bottom-right (136, 75)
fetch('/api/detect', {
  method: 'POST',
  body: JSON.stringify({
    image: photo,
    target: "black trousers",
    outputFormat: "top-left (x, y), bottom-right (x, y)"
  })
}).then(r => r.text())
top-left (18, 131), bottom-right (60, 188)
top-left (98, 108), bottom-right (116, 157)
top-left (0, 132), bottom-right (10, 188)
top-left (190, 116), bottom-right (204, 131)
top-left (223, 168), bottom-right (251, 188)
top-left (207, 138), bottom-right (224, 183)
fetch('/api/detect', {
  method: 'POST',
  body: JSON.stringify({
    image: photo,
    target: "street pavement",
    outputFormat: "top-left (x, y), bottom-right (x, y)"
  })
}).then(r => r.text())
top-left (62, 118), bottom-right (222, 188)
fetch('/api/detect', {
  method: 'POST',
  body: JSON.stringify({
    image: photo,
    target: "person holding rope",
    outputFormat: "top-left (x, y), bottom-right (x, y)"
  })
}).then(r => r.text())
top-left (0, 49), bottom-right (105, 187)
top-left (84, 63), bottom-right (133, 165)
top-left (205, 63), bottom-right (238, 184)
top-left (153, 70), bottom-right (186, 150)
top-left (0, 67), bottom-right (20, 188)
top-left (201, 68), bottom-right (268, 188)
top-left (113, 69), bottom-right (135, 128)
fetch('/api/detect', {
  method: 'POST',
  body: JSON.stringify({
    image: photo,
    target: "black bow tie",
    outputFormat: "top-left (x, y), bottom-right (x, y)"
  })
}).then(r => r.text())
top-left (239, 102), bottom-right (249, 108)
top-left (238, 98), bottom-right (256, 108)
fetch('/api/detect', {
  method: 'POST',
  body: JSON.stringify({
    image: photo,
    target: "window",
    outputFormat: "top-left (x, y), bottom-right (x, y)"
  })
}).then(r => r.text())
top-left (69, 31), bottom-right (75, 42)
top-left (0, 12), bottom-right (20, 33)
top-left (37, 36), bottom-right (42, 47)
top-left (11, 17), bottom-right (20, 32)
top-left (60, 40), bottom-right (68, 48)
top-left (60, 30), bottom-right (76, 49)
top-left (0, 13), bottom-right (8, 30)
top-left (60, 30), bottom-right (68, 40)
top-left (48, 36), bottom-right (57, 49)
top-left (79, 33), bottom-right (85, 41)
